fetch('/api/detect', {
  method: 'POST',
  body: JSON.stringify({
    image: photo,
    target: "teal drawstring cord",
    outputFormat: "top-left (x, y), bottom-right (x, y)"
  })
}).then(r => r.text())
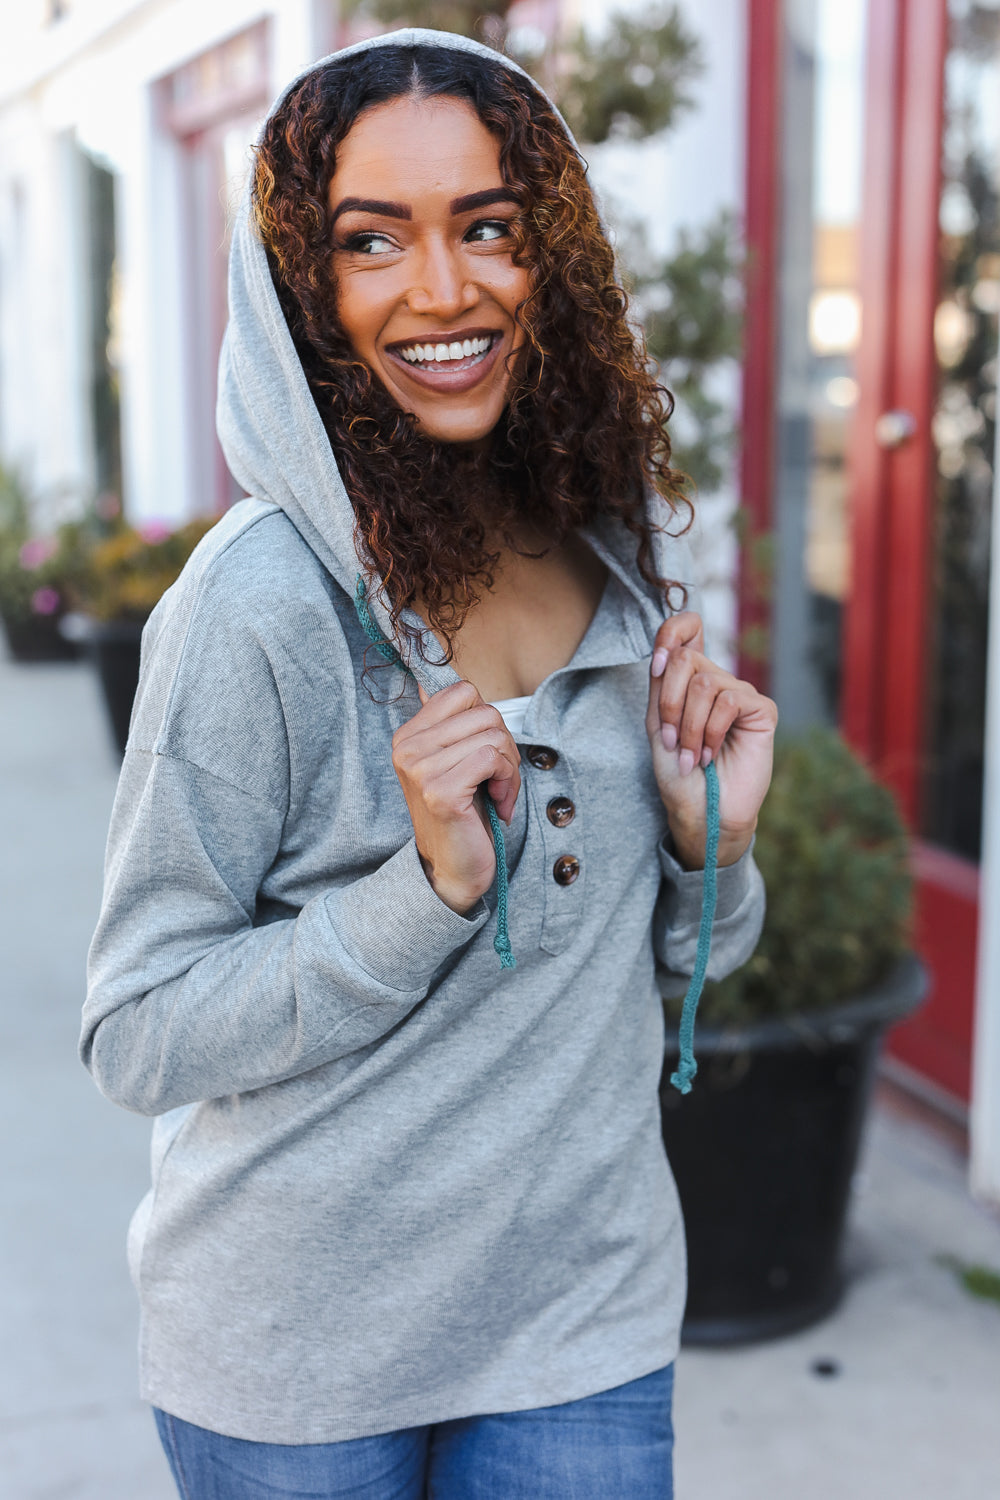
top-left (669, 758), bottom-right (720, 1094)
top-left (354, 575), bottom-right (516, 971)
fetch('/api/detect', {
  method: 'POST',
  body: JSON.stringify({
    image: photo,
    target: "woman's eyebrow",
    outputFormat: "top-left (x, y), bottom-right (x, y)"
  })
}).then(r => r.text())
top-left (449, 188), bottom-right (522, 214)
top-left (331, 197), bottom-right (411, 225)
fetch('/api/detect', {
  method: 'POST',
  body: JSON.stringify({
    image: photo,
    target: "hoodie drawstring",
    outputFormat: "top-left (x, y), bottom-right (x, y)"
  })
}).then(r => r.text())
top-left (354, 576), bottom-right (516, 971)
top-left (669, 758), bottom-right (720, 1095)
top-left (352, 574), bottom-right (721, 1082)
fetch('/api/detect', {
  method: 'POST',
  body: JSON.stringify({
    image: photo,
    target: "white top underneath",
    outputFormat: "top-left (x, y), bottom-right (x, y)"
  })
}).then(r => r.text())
top-left (489, 694), bottom-right (532, 739)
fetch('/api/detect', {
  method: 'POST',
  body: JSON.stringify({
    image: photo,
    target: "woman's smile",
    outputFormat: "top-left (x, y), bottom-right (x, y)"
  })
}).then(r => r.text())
top-left (328, 96), bottom-right (532, 445)
top-left (386, 328), bottom-right (503, 391)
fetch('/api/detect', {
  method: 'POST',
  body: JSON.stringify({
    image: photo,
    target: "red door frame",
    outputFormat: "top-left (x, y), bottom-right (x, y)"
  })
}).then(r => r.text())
top-left (737, 0), bottom-right (782, 691)
top-left (842, 0), bottom-right (947, 821)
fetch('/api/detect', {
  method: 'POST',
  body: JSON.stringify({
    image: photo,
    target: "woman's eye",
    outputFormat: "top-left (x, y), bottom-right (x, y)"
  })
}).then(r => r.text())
top-left (339, 231), bottom-right (396, 255)
top-left (465, 219), bottom-right (513, 244)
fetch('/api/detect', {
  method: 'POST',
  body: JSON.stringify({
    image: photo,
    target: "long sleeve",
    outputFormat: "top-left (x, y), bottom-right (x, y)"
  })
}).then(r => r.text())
top-left (81, 747), bottom-right (488, 1115)
top-left (653, 836), bottom-right (765, 995)
top-left (78, 522), bottom-right (493, 1117)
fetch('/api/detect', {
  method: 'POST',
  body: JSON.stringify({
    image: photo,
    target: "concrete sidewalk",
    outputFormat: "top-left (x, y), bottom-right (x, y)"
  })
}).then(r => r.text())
top-left (2, 654), bottom-right (998, 1499)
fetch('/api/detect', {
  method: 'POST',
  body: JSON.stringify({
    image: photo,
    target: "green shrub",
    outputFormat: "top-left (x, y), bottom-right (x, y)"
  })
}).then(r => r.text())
top-left (666, 729), bottom-right (914, 1024)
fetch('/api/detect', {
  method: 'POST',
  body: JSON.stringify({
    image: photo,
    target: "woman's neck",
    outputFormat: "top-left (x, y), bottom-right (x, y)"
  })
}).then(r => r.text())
top-left (416, 528), bottom-right (609, 700)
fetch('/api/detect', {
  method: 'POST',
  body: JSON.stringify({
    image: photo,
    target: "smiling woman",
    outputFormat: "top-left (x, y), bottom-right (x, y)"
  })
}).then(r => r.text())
top-left (81, 29), bottom-right (775, 1500)
top-left (327, 96), bottom-right (531, 446)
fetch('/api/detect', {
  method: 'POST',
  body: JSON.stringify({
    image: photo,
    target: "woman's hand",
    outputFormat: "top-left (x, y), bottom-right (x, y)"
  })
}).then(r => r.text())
top-left (392, 681), bottom-right (521, 914)
top-left (646, 612), bottom-right (777, 870)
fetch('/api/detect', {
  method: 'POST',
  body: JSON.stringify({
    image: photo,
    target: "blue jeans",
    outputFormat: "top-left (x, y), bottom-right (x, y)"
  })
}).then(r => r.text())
top-left (153, 1363), bottom-right (674, 1499)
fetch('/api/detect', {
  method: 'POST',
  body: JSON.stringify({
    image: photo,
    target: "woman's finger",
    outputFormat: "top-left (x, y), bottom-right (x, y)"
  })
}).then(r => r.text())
top-left (404, 702), bottom-right (512, 755)
top-left (404, 679), bottom-right (480, 730)
top-left (649, 646), bottom-right (699, 748)
top-left (485, 771), bottom-right (519, 826)
top-left (420, 736), bottom-right (521, 821)
top-left (675, 669), bottom-right (728, 773)
top-left (406, 730), bottom-right (521, 802)
top-left (700, 687), bottom-right (745, 765)
top-left (650, 611), bottom-right (705, 679)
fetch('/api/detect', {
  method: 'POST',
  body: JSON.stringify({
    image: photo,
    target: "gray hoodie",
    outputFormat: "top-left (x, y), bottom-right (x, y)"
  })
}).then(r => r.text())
top-left (81, 29), bottom-right (764, 1444)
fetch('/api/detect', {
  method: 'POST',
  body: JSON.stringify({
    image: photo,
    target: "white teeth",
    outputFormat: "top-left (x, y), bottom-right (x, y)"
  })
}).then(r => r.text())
top-left (398, 335), bottom-right (494, 364)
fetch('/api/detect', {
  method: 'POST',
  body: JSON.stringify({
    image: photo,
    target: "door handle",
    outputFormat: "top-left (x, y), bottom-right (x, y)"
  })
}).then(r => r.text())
top-left (874, 410), bottom-right (917, 448)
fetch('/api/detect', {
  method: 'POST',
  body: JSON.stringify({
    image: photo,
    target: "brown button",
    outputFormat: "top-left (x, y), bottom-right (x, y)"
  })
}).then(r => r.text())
top-left (553, 854), bottom-right (580, 886)
top-left (546, 796), bottom-right (575, 828)
top-left (526, 745), bottom-right (559, 771)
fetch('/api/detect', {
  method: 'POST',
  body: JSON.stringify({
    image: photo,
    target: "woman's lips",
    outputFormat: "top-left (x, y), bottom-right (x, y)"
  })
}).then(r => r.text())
top-left (383, 332), bottom-right (505, 394)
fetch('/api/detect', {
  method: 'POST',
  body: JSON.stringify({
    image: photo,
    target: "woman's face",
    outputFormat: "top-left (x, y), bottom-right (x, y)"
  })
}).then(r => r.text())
top-left (328, 94), bottom-right (532, 446)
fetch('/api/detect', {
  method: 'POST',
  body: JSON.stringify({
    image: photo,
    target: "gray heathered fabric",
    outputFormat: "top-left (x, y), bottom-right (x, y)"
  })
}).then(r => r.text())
top-left (80, 30), bottom-right (765, 1444)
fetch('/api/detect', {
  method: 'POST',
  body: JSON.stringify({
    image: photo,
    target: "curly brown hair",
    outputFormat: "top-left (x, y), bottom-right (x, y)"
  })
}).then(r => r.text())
top-left (253, 42), bottom-right (690, 660)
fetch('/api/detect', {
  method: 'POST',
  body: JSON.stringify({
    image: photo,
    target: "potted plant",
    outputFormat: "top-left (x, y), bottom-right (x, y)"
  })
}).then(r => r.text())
top-left (69, 515), bottom-right (217, 754)
top-left (660, 728), bottom-right (924, 1344)
top-left (0, 468), bottom-right (82, 662)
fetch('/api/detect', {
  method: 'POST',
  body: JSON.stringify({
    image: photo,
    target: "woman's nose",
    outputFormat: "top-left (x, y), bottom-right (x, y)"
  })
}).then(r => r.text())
top-left (407, 240), bottom-right (477, 318)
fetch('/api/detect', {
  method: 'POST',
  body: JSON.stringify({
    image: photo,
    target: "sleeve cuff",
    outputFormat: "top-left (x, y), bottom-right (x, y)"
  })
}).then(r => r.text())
top-left (658, 833), bottom-right (758, 926)
top-left (325, 837), bottom-right (490, 992)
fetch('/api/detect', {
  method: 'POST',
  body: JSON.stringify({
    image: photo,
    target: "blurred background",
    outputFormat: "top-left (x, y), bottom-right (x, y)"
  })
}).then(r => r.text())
top-left (1, 1), bottom-right (1000, 1496)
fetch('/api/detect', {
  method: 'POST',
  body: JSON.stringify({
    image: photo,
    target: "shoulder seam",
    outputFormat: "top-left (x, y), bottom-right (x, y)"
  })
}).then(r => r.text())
top-left (157, 500), bottom-right (287, 733)
top-left (149, 747), bottom-right (286, 812)
top-left (152, 501), bottom-right (293, 814)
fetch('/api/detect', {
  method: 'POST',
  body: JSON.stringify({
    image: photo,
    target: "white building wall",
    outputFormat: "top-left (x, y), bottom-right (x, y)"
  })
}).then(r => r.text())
top-left (0, 105), bottom-right (94, 521)
top-left (0, 0), bottom-right (324, 526)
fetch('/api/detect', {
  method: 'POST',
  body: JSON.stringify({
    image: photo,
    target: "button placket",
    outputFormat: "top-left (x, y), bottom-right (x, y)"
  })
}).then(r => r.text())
top-left (521, 741), bottom-right (584, 956)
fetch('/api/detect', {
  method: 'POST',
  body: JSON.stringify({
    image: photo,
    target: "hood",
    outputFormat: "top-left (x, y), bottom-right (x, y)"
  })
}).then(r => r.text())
top-left (216, 27), bottom-right (688, 691)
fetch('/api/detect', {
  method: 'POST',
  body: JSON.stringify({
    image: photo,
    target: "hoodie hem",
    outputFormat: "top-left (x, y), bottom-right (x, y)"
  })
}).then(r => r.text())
top-left (139, 1333), bottom-right (681, 1446)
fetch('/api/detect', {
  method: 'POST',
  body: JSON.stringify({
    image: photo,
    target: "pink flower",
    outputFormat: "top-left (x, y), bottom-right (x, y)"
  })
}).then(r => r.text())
top-left (19, 537), bottom-right (58, 570)
top-left (138, 520), bottom-right (172, 545)
top-left (31, 586), bottom-right (61, 616)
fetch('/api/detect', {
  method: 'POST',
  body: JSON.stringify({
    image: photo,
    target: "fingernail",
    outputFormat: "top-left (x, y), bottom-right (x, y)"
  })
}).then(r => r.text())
top-left (678, 748), bottom-right (695, 777)
top-left (651, 647), bottom-right (668, 678)
top-left (701, 746), bottom-right (712, 767)
top-left (661, 722), bottom-right (678, 751)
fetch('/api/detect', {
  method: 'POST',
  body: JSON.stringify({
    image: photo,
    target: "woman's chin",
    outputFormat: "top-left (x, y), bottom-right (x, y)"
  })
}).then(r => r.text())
top-left (406, 409), bottom-right (504, 449)
top-left (378, 369), bottom-right (515, 449)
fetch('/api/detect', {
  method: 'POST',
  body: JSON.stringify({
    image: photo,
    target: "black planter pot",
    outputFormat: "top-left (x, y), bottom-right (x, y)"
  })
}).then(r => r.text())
top-left (1, 610), bottom-right (80, 662)
top-left (659, 954), bottom-right (926, 1346)
top-left (85, 620), bottom-right (144, 757)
